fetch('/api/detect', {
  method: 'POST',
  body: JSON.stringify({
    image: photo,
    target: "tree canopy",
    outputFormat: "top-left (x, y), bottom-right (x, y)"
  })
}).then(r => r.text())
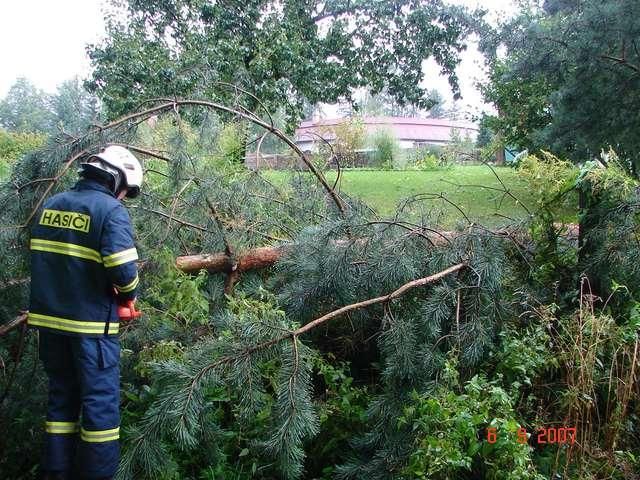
top-left (51, 78), bottom-right (102, 136)
top-left (355, 88), bottom-right (445, 118)
top-left (480, 0), bottom-right (640, 173)
top-left (0, 78), bottom-right (55, 133)
top-left (86, 0), bottom-right (478, 126)
top-left (0, 77), bottom-right (102, 137)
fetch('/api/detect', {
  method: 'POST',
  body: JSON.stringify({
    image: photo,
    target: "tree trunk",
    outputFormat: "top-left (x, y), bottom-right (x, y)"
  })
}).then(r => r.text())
top-left (175, 225), bottom-right (578, 274)
top-left (577, 187), bottom-right (602, 298)
top-left (495, 144), bottom-right (505, 165)
top-left (176, 246), bottom-right (286, 274)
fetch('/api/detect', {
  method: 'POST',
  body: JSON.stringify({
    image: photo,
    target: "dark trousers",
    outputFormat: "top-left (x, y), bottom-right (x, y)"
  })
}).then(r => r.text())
top-left (39, 330), bottom-right (121, 479)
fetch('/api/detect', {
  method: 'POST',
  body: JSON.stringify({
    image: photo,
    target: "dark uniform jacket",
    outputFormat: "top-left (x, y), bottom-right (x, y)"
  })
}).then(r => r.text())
top-left (28, 179), bottom-right (139, 336)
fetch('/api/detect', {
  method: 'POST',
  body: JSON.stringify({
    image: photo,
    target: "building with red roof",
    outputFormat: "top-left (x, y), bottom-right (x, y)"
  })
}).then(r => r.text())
top-left (294, 116), bottom-right (478, 152)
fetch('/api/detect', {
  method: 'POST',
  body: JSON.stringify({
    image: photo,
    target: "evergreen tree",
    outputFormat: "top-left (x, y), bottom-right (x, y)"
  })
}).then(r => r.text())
top-left (0, 77), bottom-right (55, 133)
top-left (480, 0), bottom-right (640, 172)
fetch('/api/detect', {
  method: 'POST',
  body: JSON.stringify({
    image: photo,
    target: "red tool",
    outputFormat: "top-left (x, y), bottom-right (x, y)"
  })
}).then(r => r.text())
top-left (117, 300), bottom-right (142, 322)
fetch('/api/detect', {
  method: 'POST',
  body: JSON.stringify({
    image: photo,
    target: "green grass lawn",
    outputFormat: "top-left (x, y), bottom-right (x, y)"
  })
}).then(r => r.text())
top-left (265, 166), bottom-right (576, 227)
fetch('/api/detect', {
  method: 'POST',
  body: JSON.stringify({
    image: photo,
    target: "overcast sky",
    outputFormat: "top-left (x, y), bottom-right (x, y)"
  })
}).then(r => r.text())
top-left (0, 0), bottom-right (518, 120)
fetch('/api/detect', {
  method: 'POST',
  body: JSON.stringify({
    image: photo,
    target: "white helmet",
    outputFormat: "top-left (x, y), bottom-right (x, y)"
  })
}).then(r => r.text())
top-left (81, 145), bottom-right (143, 198)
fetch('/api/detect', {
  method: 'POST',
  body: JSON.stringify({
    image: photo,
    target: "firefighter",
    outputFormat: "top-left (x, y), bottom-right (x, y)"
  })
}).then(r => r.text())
top-left (29, 145), bottom-right (143, 480)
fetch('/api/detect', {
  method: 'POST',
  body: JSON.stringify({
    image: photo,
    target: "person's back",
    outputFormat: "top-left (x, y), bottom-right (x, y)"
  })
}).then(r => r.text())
top-left (30, 179), bottom-right (132, 334)
top-left (29, 146), bottom-right (142, 480)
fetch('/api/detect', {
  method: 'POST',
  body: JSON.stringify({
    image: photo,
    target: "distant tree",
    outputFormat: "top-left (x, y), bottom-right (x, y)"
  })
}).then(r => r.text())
top-left (480, 0), bottom-right (640, 173)
top-left (476, 114), bottom-right (495, 148)
top-left (51, 77), bottom-right (102, 136)
top-left (0, 78), bottom-right (54, 133)
top-left (0, 77), bottom-right (103, 137)
top-left (357, 89), bottom-right (444, 118)
top-left (87, 0), bottom-right (478, 126)
top-left (425, 90), bottom-right (446, 118)
top-left (318, 117), bottom-right (366, 166)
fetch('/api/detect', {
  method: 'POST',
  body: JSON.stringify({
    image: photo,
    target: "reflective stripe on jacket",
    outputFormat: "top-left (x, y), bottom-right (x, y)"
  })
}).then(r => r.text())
top-left (29, 179), bottom-right (139, 336)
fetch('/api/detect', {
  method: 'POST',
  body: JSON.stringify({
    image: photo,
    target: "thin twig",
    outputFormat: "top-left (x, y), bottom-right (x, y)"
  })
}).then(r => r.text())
top-left (100, 99), bottom-right (347, 215)
top-left (132, 206), bottom-right (211, 233)
top-left (0, 312), bottom-right (28, 337)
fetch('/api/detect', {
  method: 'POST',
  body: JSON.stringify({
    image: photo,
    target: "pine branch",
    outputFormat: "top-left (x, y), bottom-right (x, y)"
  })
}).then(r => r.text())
top-left (0, 278), bottom-right (29, 290)
top-left (99, 98), bottom-right (347, 215)
top-left (1, 148), bottom-right (91, 231)
top-left (190, 262), bottom-right (467, 381)
top-left (0, 312), bottom-right (28, 337)
top-left (295, 263), bottom-right (466, 337)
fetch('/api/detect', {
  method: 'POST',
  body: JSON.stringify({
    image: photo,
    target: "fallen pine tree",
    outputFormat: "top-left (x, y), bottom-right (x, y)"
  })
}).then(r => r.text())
top-left (1, 96), bottom-right (637, 480)
top-left (174, 223), bottom-right (578, 275)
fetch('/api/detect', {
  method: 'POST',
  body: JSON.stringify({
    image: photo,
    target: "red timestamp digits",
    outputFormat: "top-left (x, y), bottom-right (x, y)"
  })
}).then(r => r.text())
top-left (485, 426), bottom-right (577, 445)
top-left (536, 426), bottom-right (576, 444)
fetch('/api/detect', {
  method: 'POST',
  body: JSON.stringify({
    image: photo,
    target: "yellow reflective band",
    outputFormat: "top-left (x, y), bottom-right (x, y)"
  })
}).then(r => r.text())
top-left (46, 421), bottom-right (79, 434)
top-left (103, 248), bottom-right (138, 268)
top-left (30, 238), bottom-right (102, 264)
top-left (81, 426), bottom-right (120, 443)
top-left (114, 274), bottom-right (139, 293)
top-left (28, 313), bottom-right (119, 335)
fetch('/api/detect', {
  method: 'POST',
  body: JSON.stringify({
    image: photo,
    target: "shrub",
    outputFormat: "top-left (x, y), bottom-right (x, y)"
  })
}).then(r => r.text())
top-left (0, 129), bottom-right (46, 175)
top-left (319, 117), bottom-right (366, 167)
top-left (369, 128), bottom-right (399, 169)
top-left (399, 358), bottom-right (544, 480)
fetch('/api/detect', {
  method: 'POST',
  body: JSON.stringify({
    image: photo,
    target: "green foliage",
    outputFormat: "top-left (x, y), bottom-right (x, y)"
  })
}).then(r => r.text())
top-left (516, 152), bottom-right (580, 289)
top-left (479, 61), bottom-right (553, 155)
top-left (480, 0), bottom-right (640, 172)
top-left (134, 340), bottom-right (185, 378)
top-left (0, 77), bottom-right (55, 133)
top-left (0, 129), bottom-right (46, 166)
top-left (143, 251), bottom-right (210, 327)
top-left (87, 0), bottom-right (478, 123)
top-left (410, 150), bottom-right (451, 171)
top-left (308, 356), bottom-right (369, 478)
top-left (399, 366), bottom-right (544, 480)
top-left (494, 320), bottom-right (557, 395)
top-left (412, 152), bottom-right (441, 171)
top-left (0, 333), bottom-right (48, 479)
top-left (476, 114), bottom-right (495, 149)
top-left (369, 129), bottom-right (399, 170)
top-left (574, 155), bottom-right (640, 296)
top-left (577, 150), bottom-right (637, 200)
top-left (517, 151), bottom-right (579, 212)
top-left (117, 292), bottom-right (320, 480)
top-left (216, 122), bottom-right (247, 166)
